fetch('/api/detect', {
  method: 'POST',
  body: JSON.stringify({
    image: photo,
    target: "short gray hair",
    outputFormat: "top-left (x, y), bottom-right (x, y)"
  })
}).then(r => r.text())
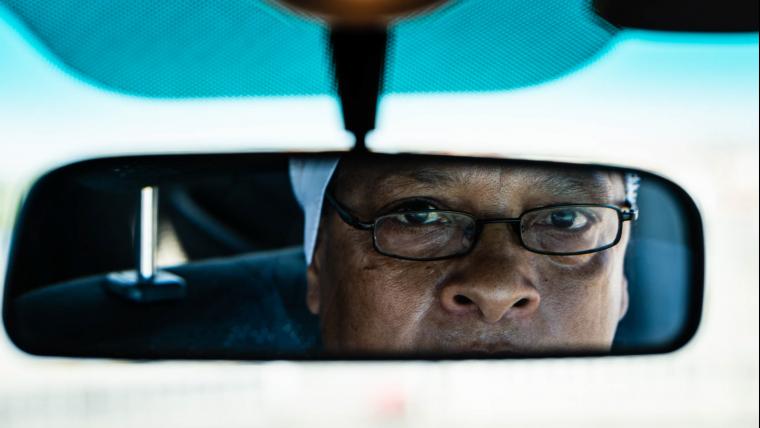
top-left (625, 172), bottom-right (641, 210)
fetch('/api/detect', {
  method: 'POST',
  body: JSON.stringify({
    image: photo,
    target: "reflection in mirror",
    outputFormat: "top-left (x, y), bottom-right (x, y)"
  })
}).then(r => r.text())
top-left (2, 153), bottom-right (703, 359)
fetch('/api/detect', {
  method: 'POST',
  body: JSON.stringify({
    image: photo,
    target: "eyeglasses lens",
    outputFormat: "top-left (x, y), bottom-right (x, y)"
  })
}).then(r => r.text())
top-left (374, 211), bottom-right (476, 259)
top-left (520, 206), bottom-right (620, 254)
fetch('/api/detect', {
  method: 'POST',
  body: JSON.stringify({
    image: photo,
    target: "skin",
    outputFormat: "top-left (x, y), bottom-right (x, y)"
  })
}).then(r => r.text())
top-left (307, 157), bottom-right (630, 355)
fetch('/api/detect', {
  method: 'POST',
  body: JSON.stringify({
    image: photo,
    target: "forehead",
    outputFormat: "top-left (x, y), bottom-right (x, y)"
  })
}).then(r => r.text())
top-left (334, 157), bottom-right (623, 196)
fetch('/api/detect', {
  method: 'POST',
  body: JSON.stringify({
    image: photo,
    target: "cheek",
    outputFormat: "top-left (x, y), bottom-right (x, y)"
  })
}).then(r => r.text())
top-left (533, 249), bottom-right (624, 344)
top-left (319, 223), bottom-right (445, 351)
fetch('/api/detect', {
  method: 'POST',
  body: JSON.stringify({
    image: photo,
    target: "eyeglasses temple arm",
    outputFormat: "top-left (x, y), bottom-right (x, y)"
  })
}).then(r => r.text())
top-left (324, 193), bottom-right (374, 230)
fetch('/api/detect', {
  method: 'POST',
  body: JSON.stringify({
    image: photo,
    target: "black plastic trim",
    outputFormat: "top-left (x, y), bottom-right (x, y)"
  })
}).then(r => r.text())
top-left (2, 151), bottom-right (705, 361)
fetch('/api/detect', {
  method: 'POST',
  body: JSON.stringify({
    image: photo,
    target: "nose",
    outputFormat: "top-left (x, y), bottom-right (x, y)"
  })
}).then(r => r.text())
top-left (440, 278), bottom-right (540, 323)
top-left (439, 225), bottom-right (541, 324)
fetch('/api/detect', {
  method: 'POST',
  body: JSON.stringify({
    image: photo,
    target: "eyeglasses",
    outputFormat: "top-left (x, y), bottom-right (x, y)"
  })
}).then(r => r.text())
top-left (325, 193), bottom-right (638, 261)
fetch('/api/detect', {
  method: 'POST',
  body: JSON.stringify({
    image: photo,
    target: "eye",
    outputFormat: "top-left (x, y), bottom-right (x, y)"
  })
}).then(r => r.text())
top-left (398, 211), bottom-right (444, 225)
top-left (542, 208), bottom-right (589, 230)
top-left (386, 199), bottom-right (444, 225)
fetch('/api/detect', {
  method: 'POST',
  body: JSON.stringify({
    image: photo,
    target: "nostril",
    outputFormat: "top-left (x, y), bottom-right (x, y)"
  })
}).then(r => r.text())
top-left (513, 298), bottom-right (530, 308)
top-left (453, 294), bottom-right (473, 305)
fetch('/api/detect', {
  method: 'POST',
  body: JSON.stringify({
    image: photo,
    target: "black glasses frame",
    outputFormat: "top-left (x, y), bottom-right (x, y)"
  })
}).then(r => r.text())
top-left (325, 193), bottom-right (639, 261)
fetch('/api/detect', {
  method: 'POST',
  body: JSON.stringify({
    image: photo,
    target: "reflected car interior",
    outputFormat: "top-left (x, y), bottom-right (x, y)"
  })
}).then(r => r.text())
top-left (2, 153), bottom-right (704, 359)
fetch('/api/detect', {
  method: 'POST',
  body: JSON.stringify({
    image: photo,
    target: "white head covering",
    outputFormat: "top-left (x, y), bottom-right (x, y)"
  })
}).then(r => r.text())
top-left (289, 157), bottom-right (340, 265)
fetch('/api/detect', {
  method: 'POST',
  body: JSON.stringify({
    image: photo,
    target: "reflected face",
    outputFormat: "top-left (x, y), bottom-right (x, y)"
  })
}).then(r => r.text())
top-left (307, 158), bottom-right (630, 354)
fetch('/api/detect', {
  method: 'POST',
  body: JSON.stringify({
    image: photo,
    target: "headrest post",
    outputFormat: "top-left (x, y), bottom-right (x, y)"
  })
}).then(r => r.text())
top-left (137, 186), bottom-right (158, 283)
top-left (103, 185), bottom-right (186, 303)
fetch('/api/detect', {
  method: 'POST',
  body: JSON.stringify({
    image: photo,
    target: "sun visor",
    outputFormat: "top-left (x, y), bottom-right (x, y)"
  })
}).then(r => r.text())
top-left (1, 0), bottom-right (618, 98)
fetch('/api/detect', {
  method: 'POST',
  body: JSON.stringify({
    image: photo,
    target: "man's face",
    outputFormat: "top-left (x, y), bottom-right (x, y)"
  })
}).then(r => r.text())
top-left (307, 158), bottom-right (630, 354)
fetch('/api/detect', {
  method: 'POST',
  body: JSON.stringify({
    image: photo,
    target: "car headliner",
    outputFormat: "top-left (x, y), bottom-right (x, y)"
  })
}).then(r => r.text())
top-left (0, 0), bottom-right (616, 97)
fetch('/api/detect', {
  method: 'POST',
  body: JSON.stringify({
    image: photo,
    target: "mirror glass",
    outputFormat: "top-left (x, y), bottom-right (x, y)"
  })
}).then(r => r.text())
top-left (2, 153), bottom-right (703, 359)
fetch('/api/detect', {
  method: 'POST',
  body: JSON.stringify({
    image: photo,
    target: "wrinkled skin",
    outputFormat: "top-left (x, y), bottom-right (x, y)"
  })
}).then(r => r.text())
top-left (307, 158), bottom-right (630, 355)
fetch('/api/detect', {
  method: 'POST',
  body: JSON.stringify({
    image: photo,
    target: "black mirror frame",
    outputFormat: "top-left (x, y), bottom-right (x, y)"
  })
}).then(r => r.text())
top-left (2, 151), bottom-right (705, 361)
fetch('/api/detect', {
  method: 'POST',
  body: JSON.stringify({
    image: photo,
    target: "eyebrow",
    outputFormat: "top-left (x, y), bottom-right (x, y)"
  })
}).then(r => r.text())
top-left (402, 168), bottom-right (460, 186)
top-left (367, 167), bottom-right (460, 195)
top-left (528, 172), bottom-right (613, 200)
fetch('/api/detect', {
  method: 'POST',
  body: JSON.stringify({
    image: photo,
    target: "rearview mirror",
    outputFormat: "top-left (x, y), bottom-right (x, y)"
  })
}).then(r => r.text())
top-left (2, 153), bottom-right (703, 359)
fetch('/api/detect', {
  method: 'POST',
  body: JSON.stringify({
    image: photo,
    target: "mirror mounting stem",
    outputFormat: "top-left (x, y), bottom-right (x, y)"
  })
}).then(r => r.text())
top-left (329, 26), bottom-right (388, 151)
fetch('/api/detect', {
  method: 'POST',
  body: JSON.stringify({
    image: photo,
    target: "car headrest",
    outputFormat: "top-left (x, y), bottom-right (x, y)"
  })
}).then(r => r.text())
top-left (8, 247), bottom-right (321, 358)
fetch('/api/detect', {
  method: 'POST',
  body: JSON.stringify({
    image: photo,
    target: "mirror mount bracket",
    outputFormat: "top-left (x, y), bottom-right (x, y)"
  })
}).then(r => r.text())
top-left (103, 186), bottom-right (186, 303)
top-left (329, 26), bottom-right (388, 151)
